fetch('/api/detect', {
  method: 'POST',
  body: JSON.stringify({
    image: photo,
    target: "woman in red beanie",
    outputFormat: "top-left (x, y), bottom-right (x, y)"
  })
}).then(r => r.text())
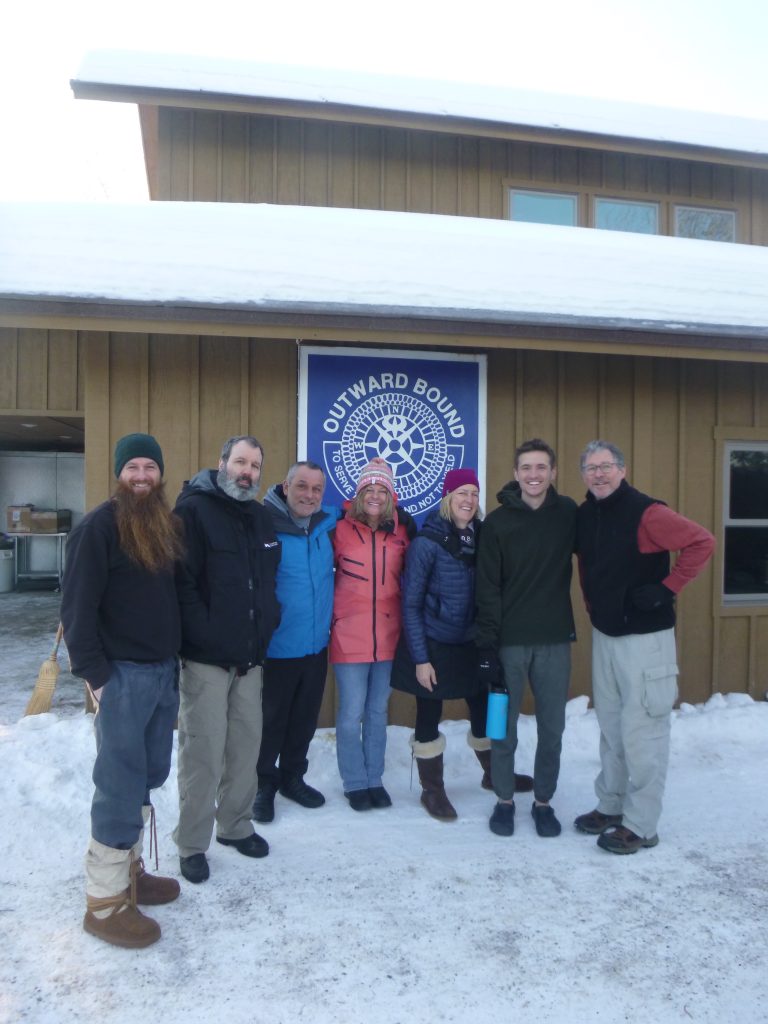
top-left (331, 458), bottom-right (412, 811)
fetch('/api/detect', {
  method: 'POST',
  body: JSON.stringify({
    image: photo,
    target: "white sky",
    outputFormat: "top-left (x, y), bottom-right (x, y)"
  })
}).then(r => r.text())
top-left (3, 0), bottom-right (768, 202)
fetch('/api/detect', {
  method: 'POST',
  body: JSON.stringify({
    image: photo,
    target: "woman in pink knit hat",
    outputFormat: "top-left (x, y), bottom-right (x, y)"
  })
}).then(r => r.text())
top-left (330, 458), bottom-right (414, 811)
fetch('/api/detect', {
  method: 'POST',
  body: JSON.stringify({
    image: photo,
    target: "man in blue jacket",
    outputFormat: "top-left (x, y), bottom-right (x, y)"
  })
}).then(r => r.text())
top-left (252, 461), bottom-right (338, 823)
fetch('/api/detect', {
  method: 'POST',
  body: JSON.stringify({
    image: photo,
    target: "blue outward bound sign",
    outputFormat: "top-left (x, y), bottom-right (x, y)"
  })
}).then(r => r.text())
top-left (298, 347), bottom-right (487, 526)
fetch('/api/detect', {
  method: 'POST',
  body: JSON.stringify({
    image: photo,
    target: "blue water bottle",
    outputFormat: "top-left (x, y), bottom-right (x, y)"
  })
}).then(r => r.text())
top-left (486, 684), bottom-right (509, 740)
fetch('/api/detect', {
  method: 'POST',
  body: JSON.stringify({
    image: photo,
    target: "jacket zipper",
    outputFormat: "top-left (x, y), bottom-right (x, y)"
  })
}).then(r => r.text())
top-left (371, 529), bottom-right (378, 662)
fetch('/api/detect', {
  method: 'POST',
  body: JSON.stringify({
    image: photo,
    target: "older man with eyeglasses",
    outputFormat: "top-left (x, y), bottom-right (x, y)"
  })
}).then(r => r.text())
top-left (574, 440), bottom-right (714, 854)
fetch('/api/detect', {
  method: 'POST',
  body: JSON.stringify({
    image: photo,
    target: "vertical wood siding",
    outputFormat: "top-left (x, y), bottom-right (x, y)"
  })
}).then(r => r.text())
top-left (0, 328), bottom-right (83, 413)
top-left (154, 110), bottom-right (767, 241)
top-left (80, 330), bottom-right (768, 719)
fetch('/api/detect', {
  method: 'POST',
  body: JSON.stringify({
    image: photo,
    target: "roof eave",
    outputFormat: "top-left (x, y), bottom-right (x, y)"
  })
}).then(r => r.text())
top-left (3, 295), bottom-right (768, 360)
top-left (71, 80), bottom-right (768, 170)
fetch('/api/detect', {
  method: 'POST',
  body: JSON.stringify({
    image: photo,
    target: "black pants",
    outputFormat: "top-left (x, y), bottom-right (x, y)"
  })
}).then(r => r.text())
top-left (257, 649), bottom-right (328, 787)
top-left (414, 689), bottom-right (488, 743)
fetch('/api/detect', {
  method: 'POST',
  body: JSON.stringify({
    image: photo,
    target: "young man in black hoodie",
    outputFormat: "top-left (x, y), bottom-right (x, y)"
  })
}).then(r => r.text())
top-left (476, 439), bottom-right (577, 840)
top-left (172, 435), bottom-right (281, 884)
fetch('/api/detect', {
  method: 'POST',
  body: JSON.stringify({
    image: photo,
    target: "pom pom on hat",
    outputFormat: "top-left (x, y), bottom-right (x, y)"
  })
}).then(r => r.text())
top-left (114, 433), bottom-right (165, 478)
top-left (441, 468), bottom-right (480, 497)
top-left (355, 458), bottom-right (396, 499)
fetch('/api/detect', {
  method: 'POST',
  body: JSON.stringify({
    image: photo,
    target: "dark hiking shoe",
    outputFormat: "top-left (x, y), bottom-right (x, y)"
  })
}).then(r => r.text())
top-left (574, 809), bottom-right (623, 835)
top-left (368, 786), bottom-right (393, 808)
top-left (345, 789), bottom-right (373, 812)
top-left (514, 773), bottom-right (534, 793)
top-left (134, 859), bottom-right (181, 904)
top-left (216, 832), bottom-right (269, 858)
top-left (279, 776), bottom-right (326, 808)
top-left (180, 853), bottom-right (210, 884)
top-left (531, 803), bottom-right (561, 837)
top-left (597, 826), bottom-right (659, 855)
top-left (489, 801), bottom-right (515, 837)
top-left (252, 786), bottom-right (277, 823)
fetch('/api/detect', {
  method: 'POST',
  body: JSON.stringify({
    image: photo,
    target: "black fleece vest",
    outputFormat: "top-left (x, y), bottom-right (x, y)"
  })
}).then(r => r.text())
top-left (577, 480), bottom-right (673, 637)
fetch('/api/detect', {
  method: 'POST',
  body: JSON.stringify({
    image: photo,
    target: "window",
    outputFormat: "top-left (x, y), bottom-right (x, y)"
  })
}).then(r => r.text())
top-left (723, 443), bottom-right (768, 602)
top-left (594, 198), bottom-right (659, 234)
top-left (509, 189), bottom-right (578, 227)
top-left (675, 205), bottom-right (736, 243)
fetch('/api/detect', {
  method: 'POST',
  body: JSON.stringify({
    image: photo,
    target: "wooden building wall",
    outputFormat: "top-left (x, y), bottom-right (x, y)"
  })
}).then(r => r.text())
top-left (149, 109), bottom-right (768, 245)
top-left (0, 327), bottom-right (85, 415)
top-left (80, 329), bottom-right (768, 724)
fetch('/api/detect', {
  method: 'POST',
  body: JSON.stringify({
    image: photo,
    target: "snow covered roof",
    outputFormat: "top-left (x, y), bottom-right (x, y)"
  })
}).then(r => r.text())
top-left (72, 50), bottom-right (768, 163)
top-left (1, 201), bottom-right (767, 351)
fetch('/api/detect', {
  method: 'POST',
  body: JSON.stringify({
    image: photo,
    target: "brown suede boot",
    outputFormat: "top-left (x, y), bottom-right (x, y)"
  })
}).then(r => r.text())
top-left (84, 889), bottom-right (162, 949)
top-left (466, 732), bottom-right (494, 790)
top-left (410, 734), bottom-right (457, 821)
top-left (83, 843), bottom-right (161, 949)
top-left (134, 857), bottom-right (181, 906)
top-left (134, 805), bottom-right (180, 905)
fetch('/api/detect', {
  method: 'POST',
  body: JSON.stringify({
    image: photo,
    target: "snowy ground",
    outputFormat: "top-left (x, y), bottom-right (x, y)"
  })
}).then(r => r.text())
top-left (1, 592), bottom-right (766, 1024)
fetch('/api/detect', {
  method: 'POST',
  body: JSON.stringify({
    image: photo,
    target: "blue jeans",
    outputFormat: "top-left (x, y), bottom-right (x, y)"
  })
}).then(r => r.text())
top-left (333, 661), bottom-right (392, 793)
top-left (92, 657), bottom-right (179, 849)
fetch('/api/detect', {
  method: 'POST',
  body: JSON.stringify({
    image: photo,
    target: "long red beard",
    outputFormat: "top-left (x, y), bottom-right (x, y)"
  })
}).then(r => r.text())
top-left (112, 480), bottom-right (184, 573)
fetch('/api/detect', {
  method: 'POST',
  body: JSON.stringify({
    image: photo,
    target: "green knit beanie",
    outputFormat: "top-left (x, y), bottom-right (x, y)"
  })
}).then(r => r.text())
top-left (114, 433), bottom-right (165, 478)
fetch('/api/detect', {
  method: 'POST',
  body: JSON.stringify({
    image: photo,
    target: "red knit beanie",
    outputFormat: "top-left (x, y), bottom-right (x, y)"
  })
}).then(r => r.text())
top-left (441, 468), bottom-right (480, 497)
top-left (356, 458), bottom-right (397, 499)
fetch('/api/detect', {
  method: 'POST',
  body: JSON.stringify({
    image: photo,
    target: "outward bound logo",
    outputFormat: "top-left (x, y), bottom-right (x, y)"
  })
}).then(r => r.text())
top-left (321, 372), bottom-right (466, 515)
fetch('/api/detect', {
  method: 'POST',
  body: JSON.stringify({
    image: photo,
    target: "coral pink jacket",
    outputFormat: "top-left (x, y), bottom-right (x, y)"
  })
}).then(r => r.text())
top-left (330, 509), bottom-right (410, 664)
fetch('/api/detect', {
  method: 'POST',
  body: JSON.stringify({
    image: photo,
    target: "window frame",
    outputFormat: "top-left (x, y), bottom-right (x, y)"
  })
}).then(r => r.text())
top-left (503, 178), bottom-right (739, 242)
top-left (673, 204), bottom-right (738, 243)
top-left (506, 187), bottom-right (580, 227)
top-left (717, 432), bottom-right (768, 607)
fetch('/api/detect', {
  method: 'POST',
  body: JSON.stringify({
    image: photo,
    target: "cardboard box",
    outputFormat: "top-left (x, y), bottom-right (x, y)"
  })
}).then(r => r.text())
top-left (6, 506), bottom-right (72, 534)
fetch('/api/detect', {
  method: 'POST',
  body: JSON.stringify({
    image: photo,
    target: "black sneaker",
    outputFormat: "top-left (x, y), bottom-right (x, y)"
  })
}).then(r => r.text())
top-left (368, 786), bottom-right (392, 808)
top-left (531, 803), bottom-right (561, 837)
top-left (279, 776), bottom-right (326, 809)
top-left (216, 832), bottom-right (269, 858)
top-left (252, 786), bottom-right (276, 823)
top-left (180, 853), bottom-right (209, 884)
top-left (489, 801), bottom-right (515, 836)
top-left (345, 789), bottom-right (373, 812)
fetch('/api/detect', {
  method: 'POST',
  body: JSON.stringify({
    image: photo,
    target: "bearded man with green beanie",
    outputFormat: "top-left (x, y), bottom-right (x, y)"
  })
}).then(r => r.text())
top-left (61, 432), bottom-right (184, 948)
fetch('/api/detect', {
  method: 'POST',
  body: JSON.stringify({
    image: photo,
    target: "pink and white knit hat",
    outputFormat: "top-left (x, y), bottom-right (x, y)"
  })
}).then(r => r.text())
top-left (355, 458), bottom-right (397, 499)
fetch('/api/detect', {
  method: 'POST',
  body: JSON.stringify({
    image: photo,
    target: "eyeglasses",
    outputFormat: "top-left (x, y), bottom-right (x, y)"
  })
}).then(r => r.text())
top-left (582, 462), bottom-right (619, 475)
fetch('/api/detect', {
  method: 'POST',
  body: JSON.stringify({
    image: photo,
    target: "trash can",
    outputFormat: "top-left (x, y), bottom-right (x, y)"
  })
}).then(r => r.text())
top-left (0, 548), bottom-right (14, 593)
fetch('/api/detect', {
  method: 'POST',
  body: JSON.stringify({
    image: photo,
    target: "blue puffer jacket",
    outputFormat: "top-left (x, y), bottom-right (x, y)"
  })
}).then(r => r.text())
top-left (264, 485), bottom-right (338, 659)
top-left (401, 509), bottom-right (478, 664)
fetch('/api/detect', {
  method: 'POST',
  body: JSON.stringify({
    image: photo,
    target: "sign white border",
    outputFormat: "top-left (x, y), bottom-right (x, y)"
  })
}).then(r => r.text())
top-left (298, 344), bottom-right (487, 508)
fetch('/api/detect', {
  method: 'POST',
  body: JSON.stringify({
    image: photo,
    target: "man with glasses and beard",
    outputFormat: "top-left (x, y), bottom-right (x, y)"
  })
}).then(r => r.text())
top-left (172, 436), bottom-right (281, 884)
top-left (62, 432), bottom-right (184, 949)
top-left (574, 439), bottom-right (714, 855)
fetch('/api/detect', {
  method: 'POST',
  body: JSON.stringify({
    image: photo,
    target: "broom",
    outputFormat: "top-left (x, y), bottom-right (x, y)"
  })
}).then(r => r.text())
top-left (25, 623), bottom-right (64, 716)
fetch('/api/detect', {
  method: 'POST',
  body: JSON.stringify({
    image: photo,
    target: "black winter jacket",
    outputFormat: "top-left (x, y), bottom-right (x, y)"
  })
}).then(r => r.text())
top-left (475, 482), bottom-right (577, 648)
top-left (174, 471), bottom-right (281, 670)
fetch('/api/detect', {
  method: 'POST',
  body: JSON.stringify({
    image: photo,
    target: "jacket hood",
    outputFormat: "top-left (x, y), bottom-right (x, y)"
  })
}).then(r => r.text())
top-left (497, 480), bottom-right (561, 512)
top-left (176, 468), bottom-right (260, 513)
top-left (264, 483), bottom-right (334, 536)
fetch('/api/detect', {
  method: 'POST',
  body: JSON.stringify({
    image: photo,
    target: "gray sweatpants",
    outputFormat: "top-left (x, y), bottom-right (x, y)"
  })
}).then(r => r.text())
top-left (492, 643), bottom-right (571, 804)
top-left (173, 660), bottom-right (263, 858)
top-left (591, 627), bottom-right (678, 839)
